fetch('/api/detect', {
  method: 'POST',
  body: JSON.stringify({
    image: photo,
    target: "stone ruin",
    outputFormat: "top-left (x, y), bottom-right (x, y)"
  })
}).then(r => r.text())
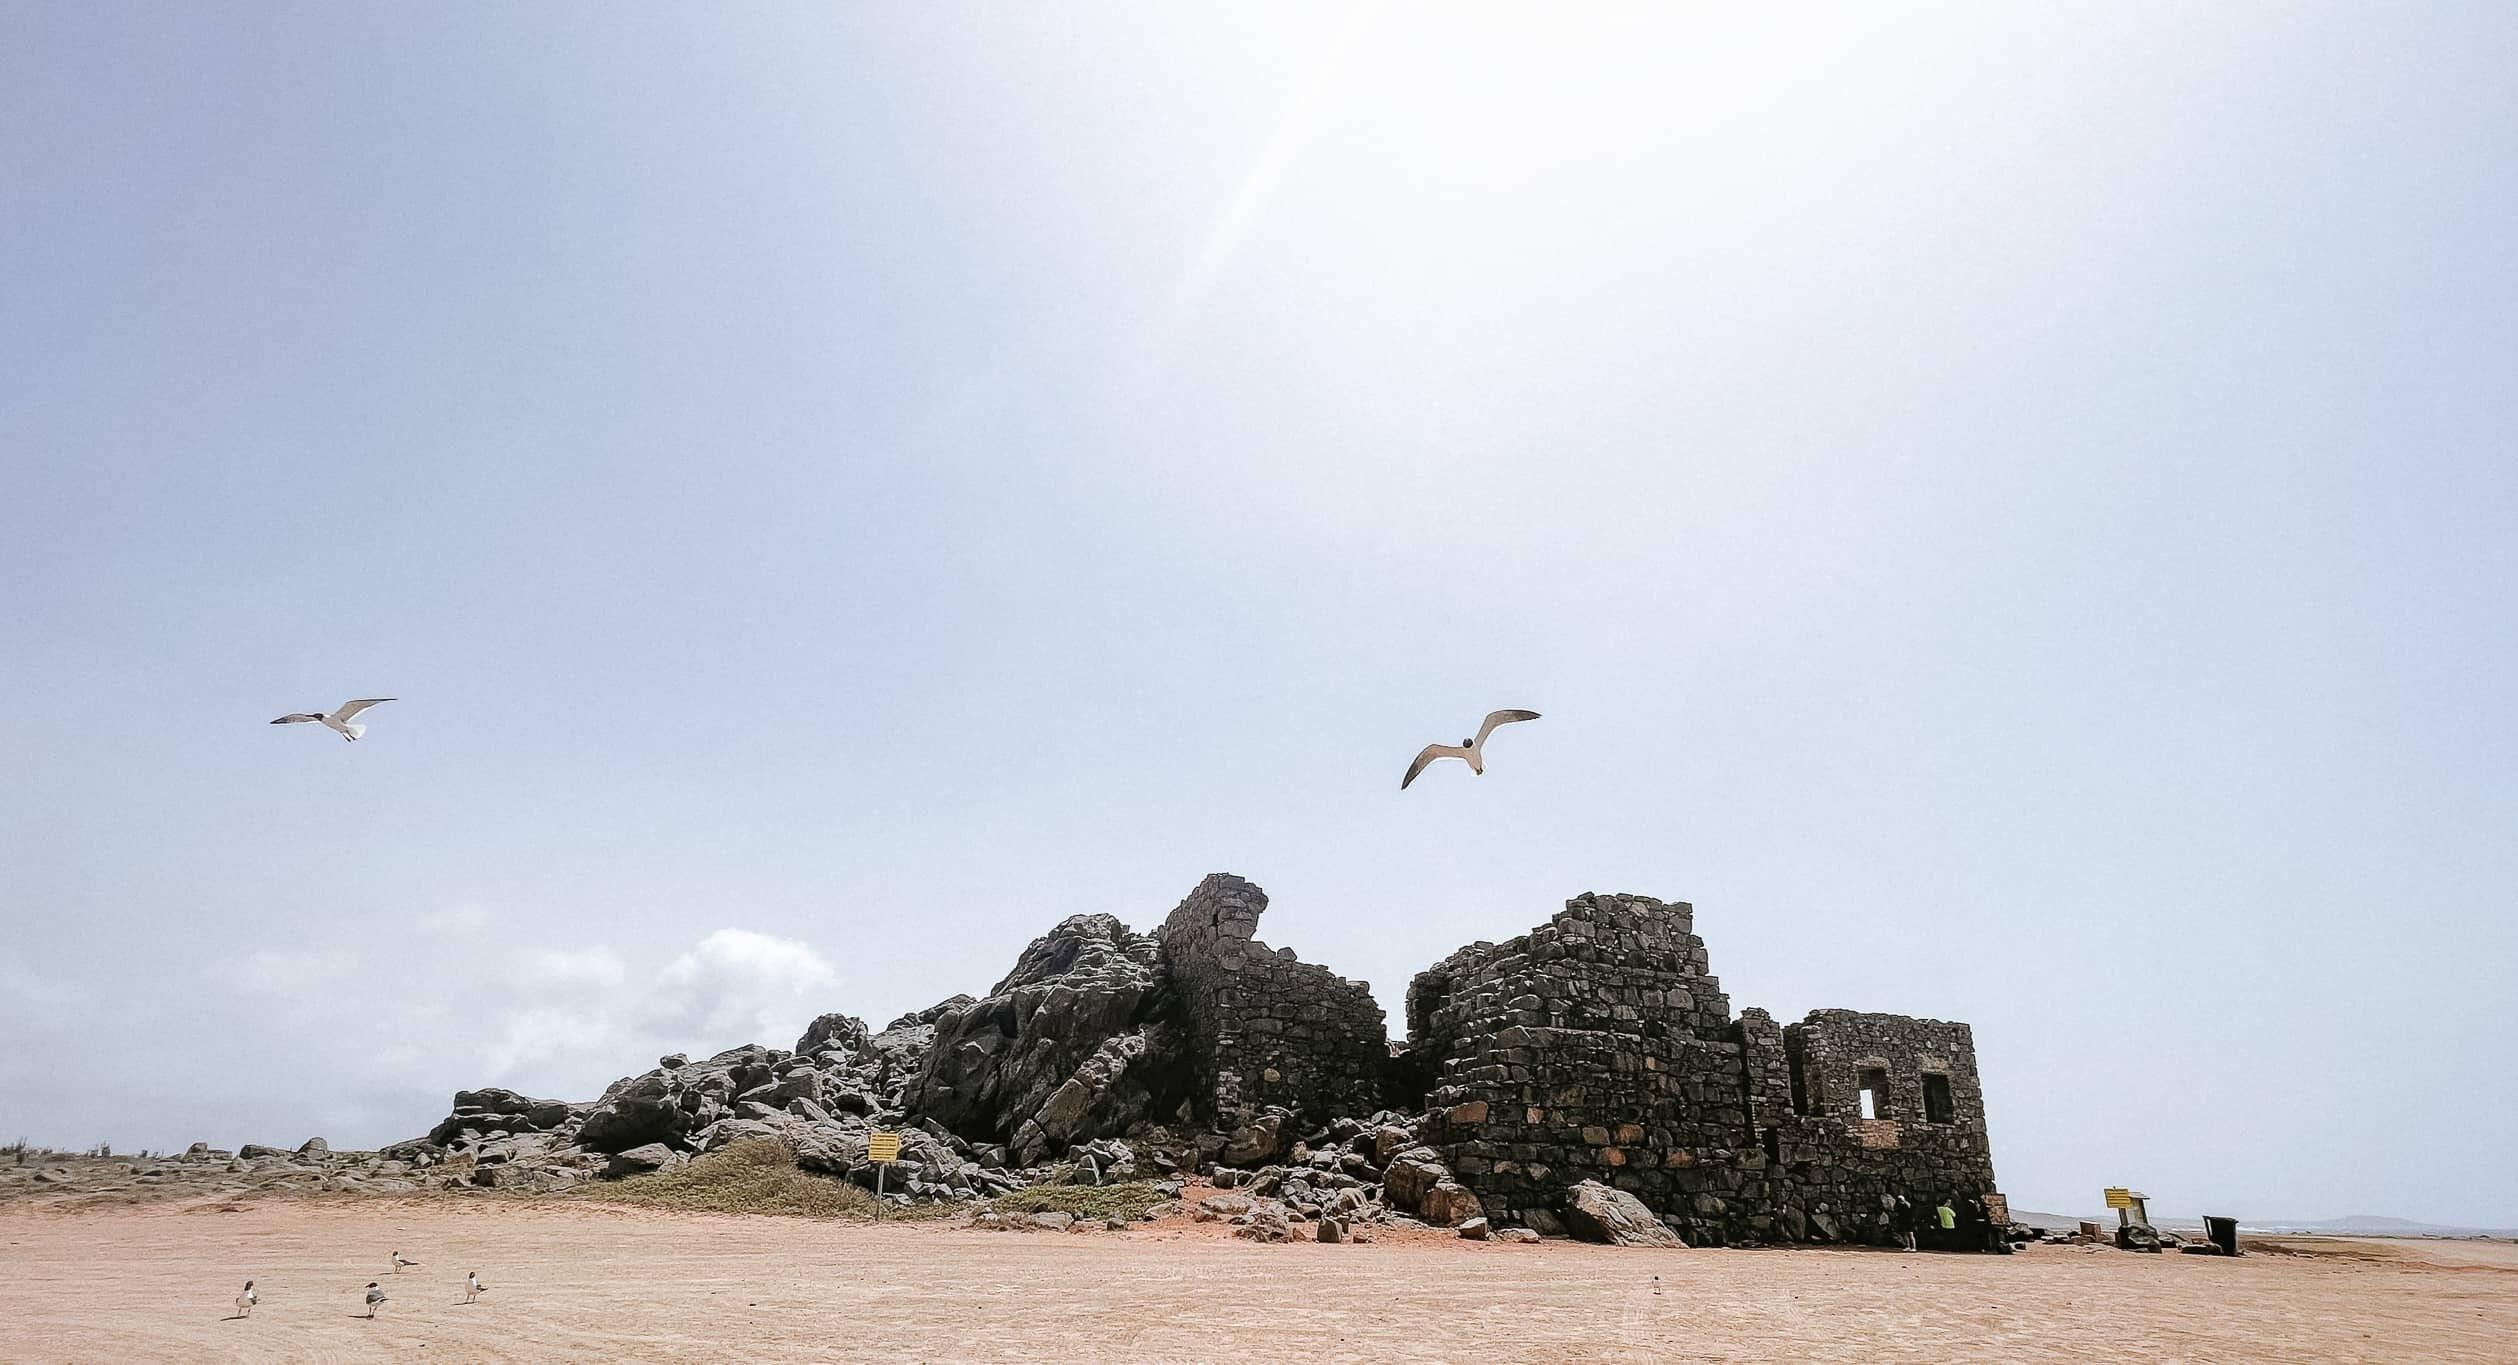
top-left (414, 873), bottom-right (2004, 1246)
top-left (1405, 893), bottom-right (2000, 1244)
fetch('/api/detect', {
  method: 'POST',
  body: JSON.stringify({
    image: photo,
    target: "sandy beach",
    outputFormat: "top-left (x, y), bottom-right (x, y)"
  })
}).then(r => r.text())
top-left (3, 1202), bottom-right (2512, 1363)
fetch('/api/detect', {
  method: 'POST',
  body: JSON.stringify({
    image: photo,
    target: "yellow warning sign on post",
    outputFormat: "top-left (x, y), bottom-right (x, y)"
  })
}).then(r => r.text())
top-left (867, 1132), bottom-right (902, 1164)
top-left (2104, 1187), bottom-right (2134, 1209)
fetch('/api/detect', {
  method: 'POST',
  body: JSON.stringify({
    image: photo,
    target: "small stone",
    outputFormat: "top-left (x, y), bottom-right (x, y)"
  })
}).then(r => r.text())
top-left (1458, 1216), bottom-right (1491, 1240)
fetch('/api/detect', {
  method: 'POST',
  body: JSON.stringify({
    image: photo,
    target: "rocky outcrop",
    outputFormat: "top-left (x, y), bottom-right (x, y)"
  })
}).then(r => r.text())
top-left (396, 873), bottom-right (2006, 1249)
top-left (426, 1088), bottom-right (584, 1147)
top-left (909, 914), bottom-right (1187, 1165)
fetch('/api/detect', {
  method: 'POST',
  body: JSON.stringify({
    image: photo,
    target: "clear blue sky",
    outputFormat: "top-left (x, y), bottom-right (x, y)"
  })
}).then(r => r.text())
top-left (3, 3), bottom-right (2512, 1225)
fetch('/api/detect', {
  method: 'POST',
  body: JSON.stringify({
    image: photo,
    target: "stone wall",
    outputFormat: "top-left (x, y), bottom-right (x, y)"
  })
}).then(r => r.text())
top-left (1154, 874), bottom-right (1388, 1130)
top-left (1405, 893), bottom-right (2002, 1245)
top-left (1755, 1010), bottom-right (2001, 1243)
top-left (1409, 893), bottom-right (1778, 1242)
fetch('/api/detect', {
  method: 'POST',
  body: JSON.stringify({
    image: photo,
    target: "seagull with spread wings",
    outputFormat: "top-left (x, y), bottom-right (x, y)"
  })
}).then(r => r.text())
top-left (269, 698), bottom-right (395, 742)
top-left (1401, 709), bottom-right (1541, 790)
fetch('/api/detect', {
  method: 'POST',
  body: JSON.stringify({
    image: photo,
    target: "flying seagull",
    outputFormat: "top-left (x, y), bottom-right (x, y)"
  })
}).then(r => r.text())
top-left (463, 1271), bottom-right (488, 1304)
top-left (233, 1280), bottom-right (257, 1318)
top-left (271, 698), bottom-right (395, 742)
top-left (389, 1250), bottom-right (419, 1273)
top-left (364, 1282), bottom-right (387, 1318)
top-left (1401, 709), bottom-right (1541, 790)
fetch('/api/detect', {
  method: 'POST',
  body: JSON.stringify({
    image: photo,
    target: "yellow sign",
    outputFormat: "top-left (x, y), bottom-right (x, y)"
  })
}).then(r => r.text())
top-left (2104, 1188), bottom-right (2133, 1209)
top-left (867, 1132), bottom-right (902, 1164)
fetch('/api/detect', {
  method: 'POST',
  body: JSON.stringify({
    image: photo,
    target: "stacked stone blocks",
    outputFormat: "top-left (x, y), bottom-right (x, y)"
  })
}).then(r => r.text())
top-left (1156, 873), bottom-right (1388, 1132)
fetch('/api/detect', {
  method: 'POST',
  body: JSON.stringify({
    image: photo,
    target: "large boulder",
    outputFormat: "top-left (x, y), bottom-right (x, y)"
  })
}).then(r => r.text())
top-left (908, 915), bottom-right (1186, 1158)
top-left (1563, 1179), bottom-right (1684, 1248)
top-left (605, 1143), bottom-right (679, 1178)
top-left (1380, 1146), bottom-right (1451, 1212)
top-left (1421, 1179), bottom-right (1485, 1227)
top-left (794, 1013), bottom-right (871, 1058)
top-left (1220, 1108), bottom-right (1290, 1167)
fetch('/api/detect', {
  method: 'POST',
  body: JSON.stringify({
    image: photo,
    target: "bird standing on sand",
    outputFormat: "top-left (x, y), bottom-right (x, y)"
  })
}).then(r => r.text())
top-left (390, 1250), bottom-right (419, 1274)
top-left (233, 1281), bottom-right (257, 1317)
top-left (269, 698), bottom-right (395, 742)
top-left (464, 1271), bottom-right (487, 1304)
top-left (364, 1283), bottom-right (387, 1318)
top-left (1401, 709), bottom-right (1541, 789)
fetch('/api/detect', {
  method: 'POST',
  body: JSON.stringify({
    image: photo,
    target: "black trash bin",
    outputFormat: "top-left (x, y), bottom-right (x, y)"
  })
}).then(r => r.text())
top-left (2203, 1215), bottom-right (2239, 1256)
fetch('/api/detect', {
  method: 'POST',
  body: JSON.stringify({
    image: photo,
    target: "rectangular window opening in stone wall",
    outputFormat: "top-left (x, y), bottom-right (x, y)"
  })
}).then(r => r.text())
top-left (1857, 1066), bottom-right (1889, 1120)
top-left (1922, 1071), bottom-right (1954, 1124)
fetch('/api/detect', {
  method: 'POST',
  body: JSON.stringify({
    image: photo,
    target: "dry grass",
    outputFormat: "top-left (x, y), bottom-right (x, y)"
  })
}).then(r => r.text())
top-left (579, 1138), bottom-right (954, 1221)
top-left (989, 1180), bottom-right (1170, 1222)
top-left (2241, 1236), bottom-right (2405, 1263)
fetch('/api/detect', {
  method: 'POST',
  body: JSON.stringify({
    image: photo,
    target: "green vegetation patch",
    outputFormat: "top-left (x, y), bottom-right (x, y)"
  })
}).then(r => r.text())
top-left (990, 1180), bottom-right (1171, 1222)
top-left (584, 1138), bottom-right (951, 1221)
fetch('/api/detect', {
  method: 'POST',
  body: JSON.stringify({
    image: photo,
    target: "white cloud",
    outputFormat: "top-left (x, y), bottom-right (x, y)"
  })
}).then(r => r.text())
top-left (482, 1004), bottom-right (620, 1081)
top-left (643, 928), bottom-right (837, 1051)
top-left (448, 929), bottom-right (841, 1091)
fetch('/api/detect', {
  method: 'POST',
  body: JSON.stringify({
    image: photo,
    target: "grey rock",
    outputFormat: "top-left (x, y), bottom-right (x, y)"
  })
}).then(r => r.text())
top-left (1234, 1201), bottom-right (1297, 1243)
top-left (908, 916), bottom-right (1181, 1165)
top-left (794, 1012), bottom-right (871, 1057)
top-left (1222, 1109), bottom-right (1291, 1167)
top-left (1564, 1179), bottom-right (1684, 1248)
top-left (605, 1143), bottom-right (678, 1178)
top-left (1194, 1192), bottom-right (1254, 1221)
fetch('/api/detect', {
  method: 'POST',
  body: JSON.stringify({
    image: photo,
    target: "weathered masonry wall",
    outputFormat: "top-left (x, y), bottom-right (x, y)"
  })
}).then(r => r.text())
top-left (1754, 1010), bottom-right (2001, 1241)
top-left (1409, 894), bottom-right (1776, 1243)
top-left (1406, 893), bottom-right (2003, 1244)
top-left (1155, 873), bottom-right (1387, 1130)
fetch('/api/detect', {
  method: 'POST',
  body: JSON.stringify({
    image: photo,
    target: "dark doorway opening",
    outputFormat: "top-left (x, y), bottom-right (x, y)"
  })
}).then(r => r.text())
top-left (1922, 1072), bottom-right (1955, 1124)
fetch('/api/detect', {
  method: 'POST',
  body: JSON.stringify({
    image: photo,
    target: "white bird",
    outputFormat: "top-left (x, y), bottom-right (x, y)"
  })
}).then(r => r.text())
top-left (1401, 709), bottom-right (1541, 790)
top-left (270, 698), bottom-right (396, 742)
top-left (463, 1270), bottom-right (487, 1304)
top-left (389, 1249), bottom-right (419, 1273)
top-left (364, 1282), bottom-right (387, 1317)
top-left (233, 1280), bottom-right (257, 1318)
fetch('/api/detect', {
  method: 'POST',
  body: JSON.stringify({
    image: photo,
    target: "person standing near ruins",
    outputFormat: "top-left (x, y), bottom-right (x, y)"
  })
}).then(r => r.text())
top-left (1934, 1197), bottom-right (1958, 1250)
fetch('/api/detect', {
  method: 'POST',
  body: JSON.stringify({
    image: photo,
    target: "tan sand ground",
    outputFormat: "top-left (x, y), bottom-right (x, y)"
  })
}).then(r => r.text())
top-left (2, 1202), bottom-right (2513, 1363)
